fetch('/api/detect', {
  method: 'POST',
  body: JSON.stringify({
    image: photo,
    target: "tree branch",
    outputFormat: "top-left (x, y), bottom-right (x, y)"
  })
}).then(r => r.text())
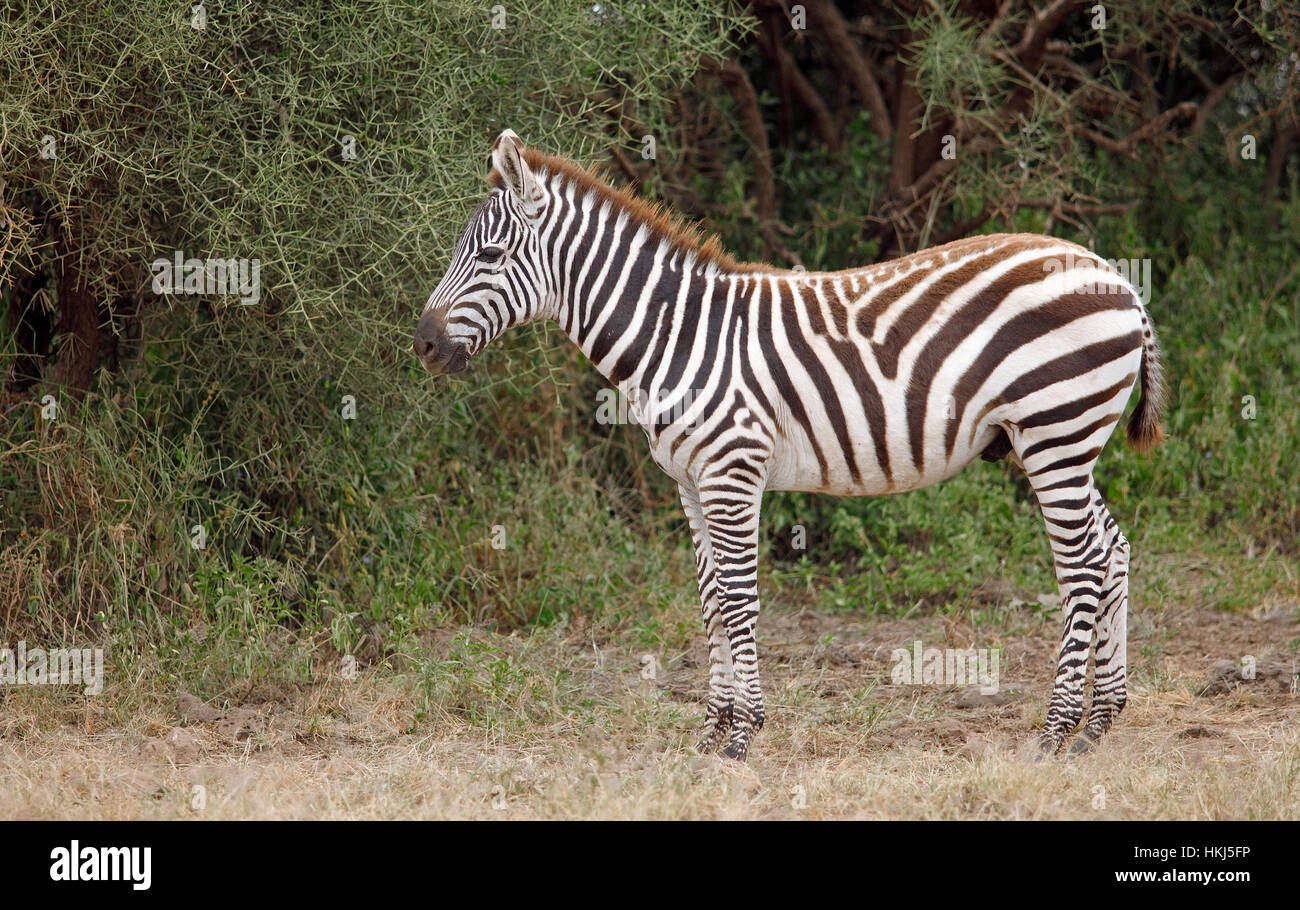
top-left (755, 17), bottom-right (843, 151)
top-left (1014, 0), bottom-right (1087, 71)
top-left (1084, 101), bottom-right (1199, 157)
top-left (1193, 73), bottom-right (1243, 136)
top-left (1263, 119), bottom-right (1298, 202)
top-left (803, 0), bottom-right (892, 140)
top-left (701, 55), bottom-right (777, 238)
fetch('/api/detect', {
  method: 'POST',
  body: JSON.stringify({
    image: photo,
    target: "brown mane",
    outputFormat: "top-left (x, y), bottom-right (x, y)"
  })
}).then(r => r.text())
top-left (489, 147), bottom-right (766, 274)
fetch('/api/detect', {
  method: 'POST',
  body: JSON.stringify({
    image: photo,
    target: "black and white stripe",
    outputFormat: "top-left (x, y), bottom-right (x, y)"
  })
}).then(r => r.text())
top-left (415, 130), bottom-right (1166, 760)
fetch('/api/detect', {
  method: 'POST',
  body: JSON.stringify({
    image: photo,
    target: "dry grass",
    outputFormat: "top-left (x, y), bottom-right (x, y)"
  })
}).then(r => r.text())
top-left (1, 585), bottom-right (1296, 820)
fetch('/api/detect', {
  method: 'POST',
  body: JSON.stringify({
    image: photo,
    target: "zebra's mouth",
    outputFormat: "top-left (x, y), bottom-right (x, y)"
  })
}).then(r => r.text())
top-left (442, 348), bottom-right (469, 375)
top-left (419, 343), bottom-right (470, 376)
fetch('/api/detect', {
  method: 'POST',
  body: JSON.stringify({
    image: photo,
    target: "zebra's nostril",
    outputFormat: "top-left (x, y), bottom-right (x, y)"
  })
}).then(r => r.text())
top-left (414, 310), bottom-right (447, 363)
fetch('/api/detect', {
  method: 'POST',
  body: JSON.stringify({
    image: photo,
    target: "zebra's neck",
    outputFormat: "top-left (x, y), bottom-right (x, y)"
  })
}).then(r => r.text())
top-left (543, 176), bottom-right (748, 391)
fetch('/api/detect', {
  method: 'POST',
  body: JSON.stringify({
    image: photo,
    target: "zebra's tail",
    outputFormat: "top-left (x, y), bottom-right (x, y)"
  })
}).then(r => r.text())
top-left (1126, 305), bottom-right (1166, 454)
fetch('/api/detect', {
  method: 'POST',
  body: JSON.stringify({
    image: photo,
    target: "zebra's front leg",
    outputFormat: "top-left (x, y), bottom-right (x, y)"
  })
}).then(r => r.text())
top-left (697, 480), bottom-right (765, 762)
top-left (679, 484), bottom-right (734, 754)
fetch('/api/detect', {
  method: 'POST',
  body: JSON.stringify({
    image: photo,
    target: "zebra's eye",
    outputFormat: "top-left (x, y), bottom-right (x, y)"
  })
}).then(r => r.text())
top-left (477, 246), bottom-right (505, 264)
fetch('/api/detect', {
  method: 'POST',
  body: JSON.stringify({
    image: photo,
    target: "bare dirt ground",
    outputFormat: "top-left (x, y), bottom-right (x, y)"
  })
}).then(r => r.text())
top-left (2, 588), bottom-right (1296, 819)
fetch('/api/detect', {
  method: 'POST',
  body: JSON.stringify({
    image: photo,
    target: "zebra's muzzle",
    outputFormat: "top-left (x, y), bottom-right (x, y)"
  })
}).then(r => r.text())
top-left (414, 310), bottom-right (470, 376)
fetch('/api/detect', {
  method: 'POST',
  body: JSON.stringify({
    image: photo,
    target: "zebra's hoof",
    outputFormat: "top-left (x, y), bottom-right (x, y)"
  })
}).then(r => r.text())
top-left (1035, 737), bottom-right (1063, 760)
top-left (721, 739), bottom-right (749, 762)
top-left (696, 722), bottom-right (731, 755)
top-left (695, 713), bottom-right (732, 755)
top-left (1067, 732), bottom-right (1098, 756)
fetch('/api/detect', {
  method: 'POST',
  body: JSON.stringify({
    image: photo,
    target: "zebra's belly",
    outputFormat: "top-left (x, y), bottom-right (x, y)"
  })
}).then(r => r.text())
top-left (765, 430), bottom-right (995, 498)
top-left (638, 399), bottom-right (999, 497)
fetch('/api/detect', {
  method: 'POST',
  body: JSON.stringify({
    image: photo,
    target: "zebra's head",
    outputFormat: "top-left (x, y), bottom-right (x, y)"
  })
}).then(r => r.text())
top-left (414, 129), bottom-right (550, 375)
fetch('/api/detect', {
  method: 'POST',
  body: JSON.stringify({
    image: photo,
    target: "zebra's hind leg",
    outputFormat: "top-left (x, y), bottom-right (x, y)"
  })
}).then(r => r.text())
top-left (1071, 492), bottom-right (1131, 754)
top-left (678, 484), bottom-right (735, 754)
top-left (1022, 464), bottom-right (1111, 756)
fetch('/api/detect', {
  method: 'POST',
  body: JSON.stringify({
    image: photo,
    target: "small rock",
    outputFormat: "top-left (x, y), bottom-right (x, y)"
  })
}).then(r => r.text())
top-left (1259, 607), bottom-right (1297, 623)
top-left (176, 692), bottom-right (268, 743)
top-left (816, 644), bottom-right (858, 668)
top-left (166, 727), bottom-right (201, 763)
top-left (953, 685), bottom-right (1022, 708)
top-left (931, 719), bottom-right (968, 747)
top-left (1198, 657), bottom-right (1295, 696)
top-left (176, 692), bottom-right (222, 724)
top-left (215, 708), bottom-right (267, 743)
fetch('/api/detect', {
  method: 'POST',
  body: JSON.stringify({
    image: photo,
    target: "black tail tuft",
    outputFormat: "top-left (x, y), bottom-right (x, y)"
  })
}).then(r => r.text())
top-left (1126, 308), bottom-right (1166, 454)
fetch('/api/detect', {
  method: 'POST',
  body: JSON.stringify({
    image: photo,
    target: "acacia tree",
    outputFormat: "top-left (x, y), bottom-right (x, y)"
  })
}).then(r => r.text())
top-left (606, 0), bottom-right (1299, 265)
top-left (0, 0), bottom-right (747, 622)
top-left (0, 0), bottom-right (745, 399)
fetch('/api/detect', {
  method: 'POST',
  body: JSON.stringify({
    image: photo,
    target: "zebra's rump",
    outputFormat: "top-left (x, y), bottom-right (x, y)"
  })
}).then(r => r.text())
top-left (757, 234), bottom-right (1146, 496)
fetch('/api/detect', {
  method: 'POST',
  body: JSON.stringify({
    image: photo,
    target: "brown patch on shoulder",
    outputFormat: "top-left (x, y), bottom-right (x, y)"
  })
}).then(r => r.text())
top-left (489, 148), bottom-right (768, 273)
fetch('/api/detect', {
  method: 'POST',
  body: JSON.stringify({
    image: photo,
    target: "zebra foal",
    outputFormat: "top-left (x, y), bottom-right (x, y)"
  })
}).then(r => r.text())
top-left (414, 131), bottom-right (1165, 761)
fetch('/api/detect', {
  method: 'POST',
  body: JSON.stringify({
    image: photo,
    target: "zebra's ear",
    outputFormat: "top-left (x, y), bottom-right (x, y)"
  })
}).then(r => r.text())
top-left (492, 129), bottom-right (543, 218)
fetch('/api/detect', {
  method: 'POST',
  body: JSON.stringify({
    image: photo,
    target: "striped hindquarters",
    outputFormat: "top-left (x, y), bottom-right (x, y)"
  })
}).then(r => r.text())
top-left (759, 234), bottom-right (1161, 495)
